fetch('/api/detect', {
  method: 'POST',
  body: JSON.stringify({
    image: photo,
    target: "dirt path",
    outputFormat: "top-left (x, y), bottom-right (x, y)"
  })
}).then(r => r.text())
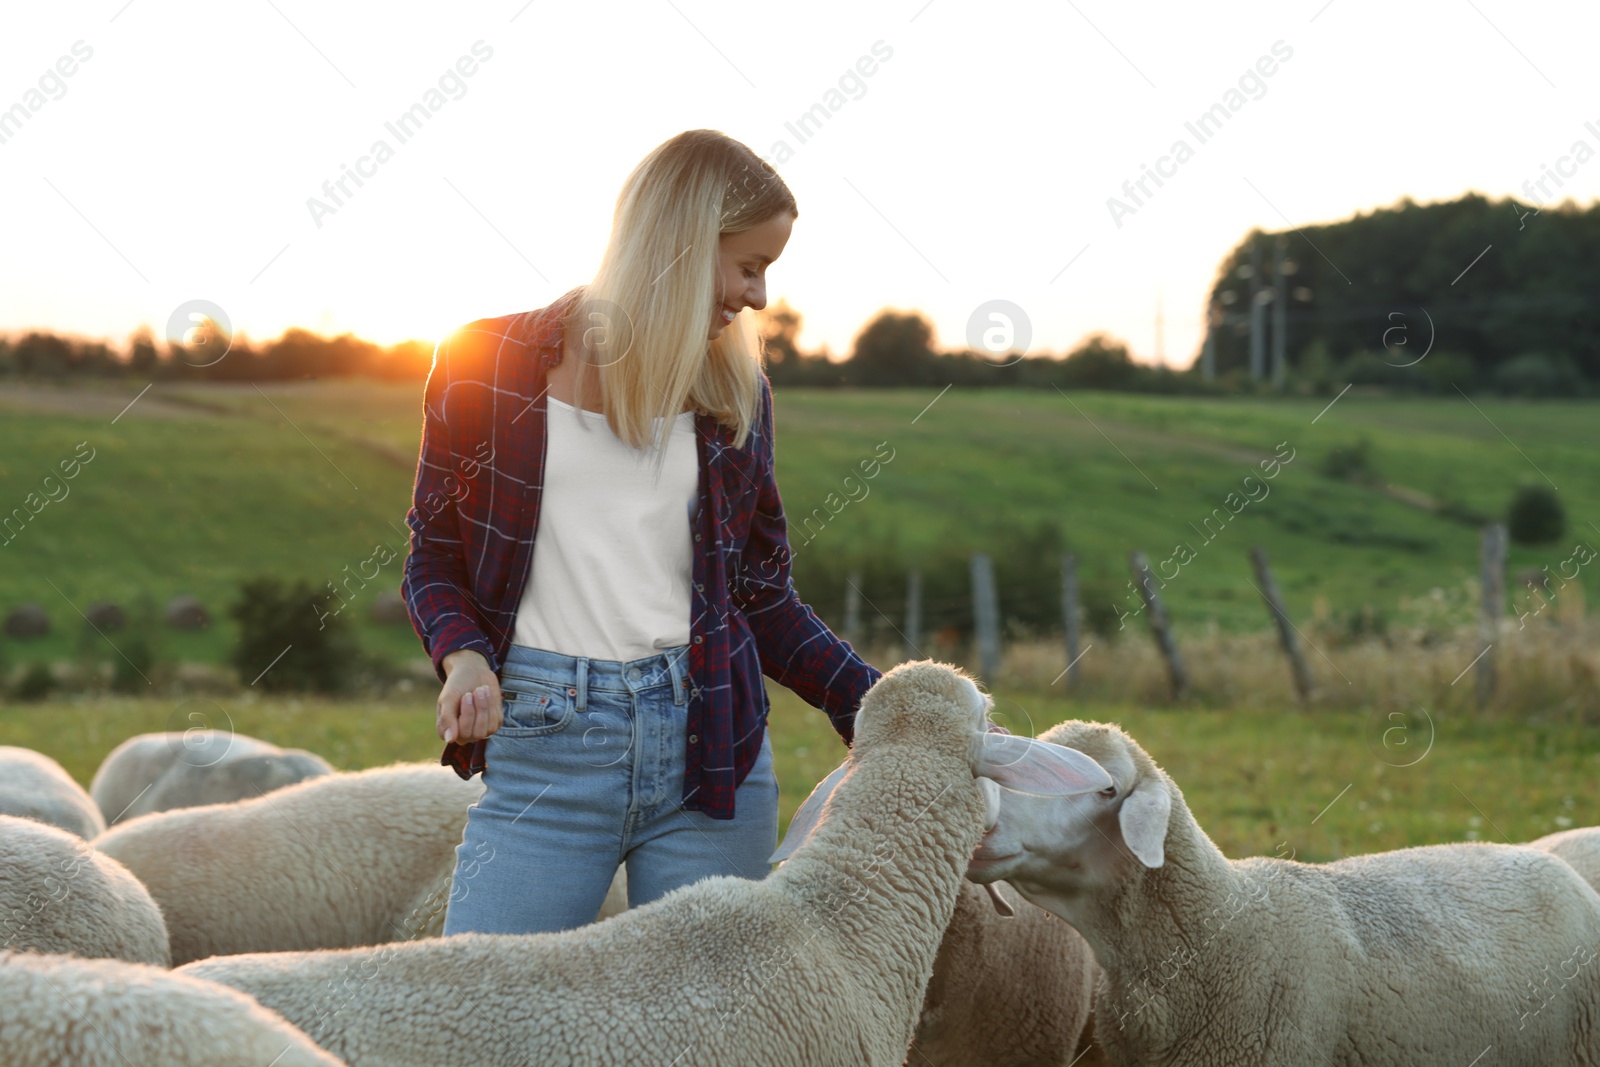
top-left (0, 381), bottom-right (416, 471)
top-left (0, 381), bottom-right (232, 421)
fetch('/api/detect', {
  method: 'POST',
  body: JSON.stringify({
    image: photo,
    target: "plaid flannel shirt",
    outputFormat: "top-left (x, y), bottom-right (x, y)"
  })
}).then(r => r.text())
top-left (400, 287), bottom-right (882, 820)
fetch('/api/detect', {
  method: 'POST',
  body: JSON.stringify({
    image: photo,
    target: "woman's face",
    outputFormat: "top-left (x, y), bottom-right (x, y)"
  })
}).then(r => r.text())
top-left (709, 211), bottom-right (794, 339)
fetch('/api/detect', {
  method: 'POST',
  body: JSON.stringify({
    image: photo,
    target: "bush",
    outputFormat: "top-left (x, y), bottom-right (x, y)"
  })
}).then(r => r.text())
top-left (111, 600), bottom-right (160, 694)
top-left (1319, 437), bottom-right (1378, 485)
top-left (228, 575), bottom-right (362, 694)
top-left (1507, 485), bottom-right (1566, 546)
top-left (1335, 604), bottom-right (1389, 646)
top-left (111, 627), bottom-right (157, 694)
top-left (11, 661), bottom-right (56, 702)
top-left (1492, 352), bottom-right (1585, 398)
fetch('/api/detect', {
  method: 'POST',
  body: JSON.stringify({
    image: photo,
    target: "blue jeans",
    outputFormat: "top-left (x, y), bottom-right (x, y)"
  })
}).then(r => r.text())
top-left (442, 642), bottom-right (778, 935)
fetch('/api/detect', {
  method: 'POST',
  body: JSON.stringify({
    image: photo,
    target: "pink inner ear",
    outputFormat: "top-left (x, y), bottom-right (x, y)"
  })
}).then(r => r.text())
top-left (975, 734), bottom-right (1112, 796)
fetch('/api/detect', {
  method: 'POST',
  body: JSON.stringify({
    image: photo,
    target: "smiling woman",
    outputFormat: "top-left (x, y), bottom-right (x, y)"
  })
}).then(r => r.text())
top-left (398, 129), bottom-right (886, 947)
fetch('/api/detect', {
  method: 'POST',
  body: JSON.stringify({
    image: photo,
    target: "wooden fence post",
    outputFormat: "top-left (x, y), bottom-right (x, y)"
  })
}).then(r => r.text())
top-left (843, 569), bottom-right (862, 648)
top-left (970, 553), bottom-right (1001, 682)
top-left (1250, 545), bottom-right (1314, 701)
top-left (1130, 550), bottom-right (1189, 700)
top-left (1061, 552), bottom-right (1082, 689)
top-left (1478, 523), bottom-right (1507, 707)
top-left (903, 568), bottom-right (923, 662)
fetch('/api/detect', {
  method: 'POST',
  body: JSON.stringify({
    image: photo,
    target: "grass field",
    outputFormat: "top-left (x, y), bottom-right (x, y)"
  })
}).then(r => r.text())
top-left (2, 681), bottom-right (1593, 865)
top-left (0, 378), bottom-right (1594, 677)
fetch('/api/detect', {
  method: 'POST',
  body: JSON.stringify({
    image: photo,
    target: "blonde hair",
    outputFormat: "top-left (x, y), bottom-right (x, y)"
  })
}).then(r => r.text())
top-left (561, 129), bottom-right (798, 463)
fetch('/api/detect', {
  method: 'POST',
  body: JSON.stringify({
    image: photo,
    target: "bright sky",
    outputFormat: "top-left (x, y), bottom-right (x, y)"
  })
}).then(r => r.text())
top-left (2, 0), bottom-right (1597, 369)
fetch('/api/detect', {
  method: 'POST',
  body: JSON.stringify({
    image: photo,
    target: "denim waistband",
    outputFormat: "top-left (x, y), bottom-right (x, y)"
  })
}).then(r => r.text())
top-left (499, 643), bottom-right (691, 710)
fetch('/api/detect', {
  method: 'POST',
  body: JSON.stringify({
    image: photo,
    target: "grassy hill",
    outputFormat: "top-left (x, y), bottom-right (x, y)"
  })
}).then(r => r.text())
top-left (0, 379), bottom-right (1594, 673)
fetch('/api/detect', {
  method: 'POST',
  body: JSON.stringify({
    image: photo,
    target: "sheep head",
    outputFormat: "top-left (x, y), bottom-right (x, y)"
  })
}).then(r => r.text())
top-left (964, 721), bottom-right (1176, 921)
top-left (770, 662), bottom-right (1112, 874)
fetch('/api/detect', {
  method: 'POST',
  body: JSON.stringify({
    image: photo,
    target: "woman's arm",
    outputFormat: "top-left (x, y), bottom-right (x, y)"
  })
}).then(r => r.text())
top-left (401, 338), bottom-right (506, 747)
top-left (730, 377), bottom-right (883, 742)
top-left (399, 339), bottom-right (496, 685)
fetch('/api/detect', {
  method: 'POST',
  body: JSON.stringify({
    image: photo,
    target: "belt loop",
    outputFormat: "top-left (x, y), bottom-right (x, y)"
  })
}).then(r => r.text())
top-left (667, 647), bottom-right (686, 705)
top-left (575, 657), bottom-right (588, 712)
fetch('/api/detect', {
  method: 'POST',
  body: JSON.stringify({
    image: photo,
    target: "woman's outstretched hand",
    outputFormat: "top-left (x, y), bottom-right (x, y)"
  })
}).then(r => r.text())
top-left (439, 649), bottom-right (504, 744)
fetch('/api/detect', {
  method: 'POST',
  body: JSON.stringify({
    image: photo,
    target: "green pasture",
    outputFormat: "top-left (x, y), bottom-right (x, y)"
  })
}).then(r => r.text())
top-left (2, 684), bottom-right (1594, 865)
top-left (0, 380), bottom-right (1596, 673)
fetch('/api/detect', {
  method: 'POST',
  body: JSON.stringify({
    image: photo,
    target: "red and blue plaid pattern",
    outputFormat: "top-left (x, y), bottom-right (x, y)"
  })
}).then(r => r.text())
top-left (400, 288), bottom-right (882, 819)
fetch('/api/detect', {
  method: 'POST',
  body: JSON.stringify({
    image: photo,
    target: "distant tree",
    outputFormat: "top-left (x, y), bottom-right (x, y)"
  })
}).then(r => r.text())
top-left (322, 334), bottom-right (382, 377)
top-left (1060, 333), bottom-right (1138, 389)
top-left (14, 332), bottom-right (74, 377)
top-left (757, 298), bottom-right (804, 368)
top-left (264, 328), bottom-right (333, 380)
top-left (128, 327), bottom-right (160, 375)
top-left (371, 339), bottom-right (434, 381)
top-left (847, 310), bottom-right (937, 386)
top-left (1203, 193), bottom-right (1600, 390)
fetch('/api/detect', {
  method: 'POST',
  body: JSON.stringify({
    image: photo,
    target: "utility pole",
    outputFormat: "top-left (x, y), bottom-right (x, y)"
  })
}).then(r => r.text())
top-left (1248, 241), bottom-right (1265, 381)
top-left (1201, 298), bottom-right (1218, 382)
top-left (1271, 233), bottom-right (1289, 388)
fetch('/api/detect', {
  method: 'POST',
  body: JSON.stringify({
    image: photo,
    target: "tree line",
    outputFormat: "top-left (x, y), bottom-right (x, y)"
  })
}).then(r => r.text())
top-left (3, 191), bottom-right (1593, 396)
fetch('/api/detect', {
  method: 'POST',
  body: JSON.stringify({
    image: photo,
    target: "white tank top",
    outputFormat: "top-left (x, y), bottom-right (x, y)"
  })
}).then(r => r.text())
top-left (511, 395), bottom-right (698, 662)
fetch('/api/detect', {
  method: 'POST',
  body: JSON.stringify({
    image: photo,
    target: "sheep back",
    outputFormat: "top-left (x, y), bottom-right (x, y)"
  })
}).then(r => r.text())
top-left (907, 879), bottom-right (1098, 1066)
top-left (94, 761), bottom-right (483, 965)
top-left (1529, 826), bottom-right (1600, 893)
top-left (0, 745), bottom-right (105, 838)
top-left (90, 730), bottom-right (332, 825)
top-left (0, 950), bottom-right (341, 1066)
top-left (183, 877), bottom-right (889, 1067)
top-left (0, 814), bottom-right (169, 966)
top-left (184, 660), bottom-right (1003, 1066)
top-left (1103, 842), bottom-right (1600, 1066)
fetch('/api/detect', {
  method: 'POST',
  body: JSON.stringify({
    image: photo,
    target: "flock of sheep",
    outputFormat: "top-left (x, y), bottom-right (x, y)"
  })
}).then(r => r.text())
top-left (4, 659), bottom-right (1600, 1065)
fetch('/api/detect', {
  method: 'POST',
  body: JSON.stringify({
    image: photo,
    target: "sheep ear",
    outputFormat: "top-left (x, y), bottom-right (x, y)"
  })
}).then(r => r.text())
top-left (971, 733), bottom-right (1113, 797)
top-left (770, 759), bottom-right (852, 865)
top-left (982, 881), bottom-right (1015, 917)
top-left (1118, 780), bottom-right (1172, 868)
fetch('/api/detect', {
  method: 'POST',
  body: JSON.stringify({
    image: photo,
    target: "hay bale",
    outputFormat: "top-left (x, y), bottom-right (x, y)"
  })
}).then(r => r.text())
top-left (4, 604), bottom-right (49, 638)
top-left (164, 595), bottom-right (211, 630)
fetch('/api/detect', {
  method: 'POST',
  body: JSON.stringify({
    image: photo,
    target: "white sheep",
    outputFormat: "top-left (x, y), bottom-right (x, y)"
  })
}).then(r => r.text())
top-left (606, 846), bottom-right (1097, 1066)
top-left (0, 950), bottom-right (342, 1066)
top-left (967, 720), bottom-right (1600, 1066)
top-left (0, 814), bottom-right (169, 966)
top-left (905, 878), bottom-right (1099, 1067)
top-left (0, 745), bottom-right (105, 838)
top-left (782, 751), bottom-right (1100, 1067)
top-left (94, 761), bottom-right (485, 965)
top-left (90, 729), bottom-right (334, 825)
top-left (1529, 826), bottom-right (1600, 892)
top-left (179, 660), bottom-right (1114, 1066)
